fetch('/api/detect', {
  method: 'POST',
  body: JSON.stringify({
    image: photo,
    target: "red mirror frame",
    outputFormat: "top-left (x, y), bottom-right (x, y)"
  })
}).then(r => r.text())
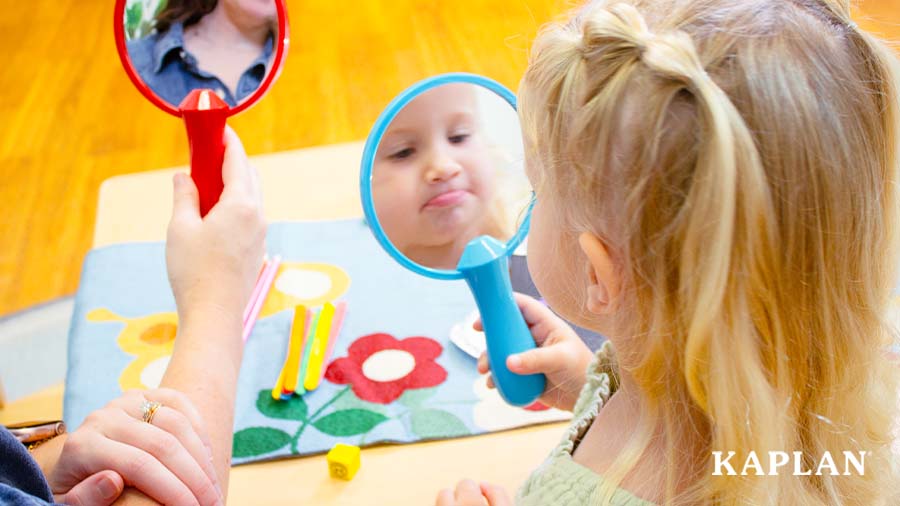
top-left (113, 0), bottom-right (290, 117)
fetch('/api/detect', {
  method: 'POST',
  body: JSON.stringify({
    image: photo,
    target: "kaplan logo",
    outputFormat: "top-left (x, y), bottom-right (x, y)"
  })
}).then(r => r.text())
top-left (711, 451), bottom-right (869, 476)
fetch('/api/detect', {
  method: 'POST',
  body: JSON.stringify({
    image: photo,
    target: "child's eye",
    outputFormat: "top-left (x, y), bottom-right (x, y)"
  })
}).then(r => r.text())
top-left (388, 147), bottom-right (415, 160)
top-left (448, 133), bottom-right (470, 144)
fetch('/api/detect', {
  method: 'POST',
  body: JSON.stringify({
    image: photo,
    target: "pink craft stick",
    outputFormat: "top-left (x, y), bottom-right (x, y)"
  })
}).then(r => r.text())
top-left (319, 301), bottom-right (347, 381)
top-left (242, 256), bottom-right (281, 342)
top-left (242, 257), bottom-right (270, 325)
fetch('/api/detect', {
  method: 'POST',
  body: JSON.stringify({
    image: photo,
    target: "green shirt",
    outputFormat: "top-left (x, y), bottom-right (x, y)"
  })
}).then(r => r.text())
top-left (515, 343), bottom-right (657, 506)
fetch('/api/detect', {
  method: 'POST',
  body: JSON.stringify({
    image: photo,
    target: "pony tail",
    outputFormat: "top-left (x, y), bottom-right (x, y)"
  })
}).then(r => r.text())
top-left (615, 5), bottom-right (792, 501)
top-left (612, 3), bottom-right (780, 417)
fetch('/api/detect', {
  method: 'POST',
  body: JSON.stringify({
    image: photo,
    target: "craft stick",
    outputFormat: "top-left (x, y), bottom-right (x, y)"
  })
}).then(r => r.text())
top-left (242, 255), bottom-right (281, 342)
top-left (294, 309), bottom-right (320, 396)
top-left (243, 257), bottom-right (270, 324)
top-left (271, 367), bottom-right (286, 401)
top-left (282, 305), bottom-right (310, 394)
top-left (304, 302), bottom-right (336, 391)
top-left (319, 301), bottom-right (347, 382)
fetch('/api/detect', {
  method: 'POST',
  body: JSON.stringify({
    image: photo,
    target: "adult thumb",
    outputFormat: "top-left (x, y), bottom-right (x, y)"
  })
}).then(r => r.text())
top-left (172, 173), bottom-right (200, 222)
top-left (55, 470), bottom-right (124, 506)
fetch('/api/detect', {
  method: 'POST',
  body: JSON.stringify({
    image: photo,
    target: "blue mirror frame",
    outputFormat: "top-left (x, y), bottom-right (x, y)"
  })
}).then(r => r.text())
top-left (359, 72), bottom-right (532, 280)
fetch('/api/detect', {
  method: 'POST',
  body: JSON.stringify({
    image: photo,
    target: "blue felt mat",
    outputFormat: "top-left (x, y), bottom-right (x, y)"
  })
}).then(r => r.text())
top-left (63, 219), bottom-right (570, 465)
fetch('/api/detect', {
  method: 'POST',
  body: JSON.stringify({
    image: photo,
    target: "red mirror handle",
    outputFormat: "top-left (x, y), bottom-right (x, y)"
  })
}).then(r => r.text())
top-left (179, 89), bottom-right (229, 217)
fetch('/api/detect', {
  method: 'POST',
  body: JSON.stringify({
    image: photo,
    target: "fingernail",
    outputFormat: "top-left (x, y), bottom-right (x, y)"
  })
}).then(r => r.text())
top-left (507, 355), bottom-right (522, 369)
top-left (99, 475), bottom-right (119, 501)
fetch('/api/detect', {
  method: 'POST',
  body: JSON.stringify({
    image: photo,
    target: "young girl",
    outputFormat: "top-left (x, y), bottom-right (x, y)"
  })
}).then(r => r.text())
top-left (438, 0), bottom-right (900, 504)
top-left (373, 83), bottom-right (521, 269)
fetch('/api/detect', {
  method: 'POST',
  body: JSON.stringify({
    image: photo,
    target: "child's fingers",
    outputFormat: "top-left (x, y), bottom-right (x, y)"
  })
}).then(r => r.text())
top-left (507, 346), bottom-right (568, 376)
top-left (477, 352), bottom-right (488, 374)
top-left (480, 482), bottom-right (513, 506)
top-left (472, 318), bottom-right (483, 332)
top-left (486, 374), bottom-right (495, 389)
top-left (435, 488), bottom-right (454, 506)
top-left (512, 293), bottom-right (565, 344)
top-left (455, 479), bottom-right (486, 503)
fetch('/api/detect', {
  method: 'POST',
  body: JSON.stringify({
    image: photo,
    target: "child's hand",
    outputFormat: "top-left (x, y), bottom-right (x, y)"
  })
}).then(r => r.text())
top-left (166, 126), bottom-right (266, 332)
top-left (476, 293), bottom-right (593, 412)
top-left (436, 480), bottom-right (512, 506)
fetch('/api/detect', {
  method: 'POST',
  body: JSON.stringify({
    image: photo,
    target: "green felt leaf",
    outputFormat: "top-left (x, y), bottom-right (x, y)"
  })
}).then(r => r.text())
top-left (232, 427), bottom-right (291, 458)
top-left (332, 389), bottom-right (389, 416)
top-left (398, 387), bottom-right (438, 408)
top-left (255, 389), bottom-right (307, 421)
top-left (410, 409), bottom-right (470, 439)
top-left (312, 409), bottom-right (388, 437)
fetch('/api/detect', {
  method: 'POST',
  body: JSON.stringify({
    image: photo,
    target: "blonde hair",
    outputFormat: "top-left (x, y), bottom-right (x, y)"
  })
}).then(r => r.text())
top-left (519, 0), bottom-right (900, 504)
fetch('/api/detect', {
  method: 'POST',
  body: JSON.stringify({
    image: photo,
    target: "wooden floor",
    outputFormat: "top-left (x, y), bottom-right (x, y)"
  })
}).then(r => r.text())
top-left (0, 1), bottom-right (898, 316)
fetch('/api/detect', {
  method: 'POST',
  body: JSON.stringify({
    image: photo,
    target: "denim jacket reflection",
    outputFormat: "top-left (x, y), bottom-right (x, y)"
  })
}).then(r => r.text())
top-left (126, 22), bottom-right (273, 108)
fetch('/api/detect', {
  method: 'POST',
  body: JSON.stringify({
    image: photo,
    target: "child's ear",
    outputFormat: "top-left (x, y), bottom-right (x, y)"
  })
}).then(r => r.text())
top-left (578, 233), bottom-right (620, 315)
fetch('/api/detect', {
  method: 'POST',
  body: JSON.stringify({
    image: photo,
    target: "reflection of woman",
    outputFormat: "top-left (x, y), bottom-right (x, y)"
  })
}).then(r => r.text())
top-left (127, 0), bottom-right (277, 107)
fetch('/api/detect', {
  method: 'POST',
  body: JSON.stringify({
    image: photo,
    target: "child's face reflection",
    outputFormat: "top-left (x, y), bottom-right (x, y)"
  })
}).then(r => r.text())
top-left (373, 84), bottom-right (498, 269)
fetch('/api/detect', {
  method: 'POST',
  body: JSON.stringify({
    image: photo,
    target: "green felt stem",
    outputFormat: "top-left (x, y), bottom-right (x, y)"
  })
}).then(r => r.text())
top-left (290, 386), bottom-right (351, 453)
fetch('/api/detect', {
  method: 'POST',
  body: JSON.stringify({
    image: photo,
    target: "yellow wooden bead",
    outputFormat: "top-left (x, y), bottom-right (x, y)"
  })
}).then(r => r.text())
top-left (327, 443), bottom-right (361, 480)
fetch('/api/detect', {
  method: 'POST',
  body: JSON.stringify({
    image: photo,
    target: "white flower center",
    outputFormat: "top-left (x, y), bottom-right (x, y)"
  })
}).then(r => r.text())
top-left (140, 356), bottom-right (170, 389)
top-left (275, 268), bottom-right (333, 300)
top-left (361, 349), bottom-right (416, 382)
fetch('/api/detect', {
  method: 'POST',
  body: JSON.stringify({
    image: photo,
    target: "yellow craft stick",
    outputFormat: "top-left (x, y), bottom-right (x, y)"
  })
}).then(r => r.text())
top-left (282, 305), bottom-right (309, 394)
top-left (304, 302), bottom-right (336, 391)
top-left (293, 310), bottom-right (319, 395)
top-left (271, 367), bottom-right (286, 401)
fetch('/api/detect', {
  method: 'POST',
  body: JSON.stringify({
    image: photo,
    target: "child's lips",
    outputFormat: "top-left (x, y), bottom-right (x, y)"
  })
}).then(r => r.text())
top-left (423, 189), bottom-right (469, 209)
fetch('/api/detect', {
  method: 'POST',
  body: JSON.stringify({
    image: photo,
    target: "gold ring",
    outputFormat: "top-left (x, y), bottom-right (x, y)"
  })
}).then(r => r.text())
top-left (141, 400), bottom-right (163, 424)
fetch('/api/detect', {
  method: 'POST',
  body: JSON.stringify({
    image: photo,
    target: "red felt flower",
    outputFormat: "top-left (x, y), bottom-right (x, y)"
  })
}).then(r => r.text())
top-left (324, 333), bottom-right (447, 404)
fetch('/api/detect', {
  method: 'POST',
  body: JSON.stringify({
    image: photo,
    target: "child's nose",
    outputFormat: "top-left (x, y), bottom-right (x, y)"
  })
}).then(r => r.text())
top-left (425, 155), bottom-right (462, 183)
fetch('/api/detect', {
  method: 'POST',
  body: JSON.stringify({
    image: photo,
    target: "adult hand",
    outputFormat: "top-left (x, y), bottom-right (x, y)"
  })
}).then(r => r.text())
top-left (47, 388), bottom-right (222, 506)
top-left (166, 126), bottom-right (266, 332)
top-left (52, 470), bottom-right (124, 506)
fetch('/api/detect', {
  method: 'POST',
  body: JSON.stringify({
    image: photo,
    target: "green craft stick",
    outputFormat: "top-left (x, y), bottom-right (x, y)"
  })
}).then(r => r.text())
top-left (304, 302), bottom-right (336, 391)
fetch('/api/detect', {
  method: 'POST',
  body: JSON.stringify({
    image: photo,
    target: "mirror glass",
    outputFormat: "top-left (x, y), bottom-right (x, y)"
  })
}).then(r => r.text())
top-left (121, 0), bottom-right (281, 109)
top-left (371, 83), bottom-right (531, 271)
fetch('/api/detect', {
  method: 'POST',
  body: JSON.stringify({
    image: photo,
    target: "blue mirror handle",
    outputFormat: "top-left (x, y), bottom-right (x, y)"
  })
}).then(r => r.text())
top-left (458, 240), bottom-right (546, 406)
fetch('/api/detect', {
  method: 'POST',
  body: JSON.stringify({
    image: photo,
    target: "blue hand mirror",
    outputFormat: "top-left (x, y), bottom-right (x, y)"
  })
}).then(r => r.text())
top-left (360, 73), bottom-right (545, 406)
